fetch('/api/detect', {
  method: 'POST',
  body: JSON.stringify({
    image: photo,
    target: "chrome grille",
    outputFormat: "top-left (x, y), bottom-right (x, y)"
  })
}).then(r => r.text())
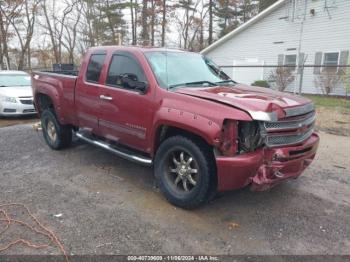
top-left (263, 111), bottom-right (316, 147)
top-left (264, 112), bottom-right (316, 130)
top-left (266, 128), bottom-right (314, 147)
top-left (20, 99), bottom-right (33, 105)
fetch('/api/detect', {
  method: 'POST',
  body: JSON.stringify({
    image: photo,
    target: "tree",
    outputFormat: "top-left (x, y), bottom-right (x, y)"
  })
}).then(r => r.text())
top-left (315, 71), bottom-right (341, 95)
top-left (161, 0), bottom-right (166, 46)
top-left (175, 0), bottom-right (200, 49)
top-left (98, 0), bottom-right (126, 45)
top-left (340, 59), bottom-right (350, 96)
top-left (141, 0), bottom-right (149, 45)
top-left (214, 0), bottom-right (240, 37)
top-left (2, 0), bottom-right (40, 70)
top-left (269, 68), bottom-right (295, 92)
top-left (239, 0), bottom-right (258, 23)
top-left (62, 2), bottom-right (83, 64)
top-left (208, 0), bottom-right (213, 45)
top-left (0, 0), bottom-right (22, 69)
top-left (258, 0), bottom-right (278, 12)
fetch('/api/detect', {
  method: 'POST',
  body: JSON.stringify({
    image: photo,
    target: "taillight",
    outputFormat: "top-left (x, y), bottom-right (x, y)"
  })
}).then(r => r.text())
top-left (219, 120), bottom-right (238, 156)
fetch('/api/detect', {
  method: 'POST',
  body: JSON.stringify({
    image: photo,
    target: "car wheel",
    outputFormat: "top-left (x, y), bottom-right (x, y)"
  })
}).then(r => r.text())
top-left (154, 135), bottom-right (215, 209)
top-left (41, 109), bottom-right (72, 150)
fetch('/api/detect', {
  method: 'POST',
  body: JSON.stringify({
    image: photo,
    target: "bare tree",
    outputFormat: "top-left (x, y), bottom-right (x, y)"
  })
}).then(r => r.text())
top-left (62, 2), bottom-right (83, 64)
top-left (269, 68), bottom-right (295, 92)
top-left (141, 0), bottom-right (149, 45)
top-left (41, 0), bottom-right (76, 64)
top-left (2, 0), bottom-right (40, 70)
top-left (315, 71), bottom-right (341, 95)
top-left (161, 0), bottom-right (166, 46)
top-left (0, 0), bottom-right (22, 69)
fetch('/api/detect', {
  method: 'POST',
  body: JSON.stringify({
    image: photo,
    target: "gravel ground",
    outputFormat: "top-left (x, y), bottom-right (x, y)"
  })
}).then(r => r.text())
top-left (0, 124), bottom-right (349, 256)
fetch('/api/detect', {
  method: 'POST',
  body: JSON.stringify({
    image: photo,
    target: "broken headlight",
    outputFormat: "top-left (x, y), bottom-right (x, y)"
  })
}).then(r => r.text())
top-left (237, 121), bottom-right (265, 153)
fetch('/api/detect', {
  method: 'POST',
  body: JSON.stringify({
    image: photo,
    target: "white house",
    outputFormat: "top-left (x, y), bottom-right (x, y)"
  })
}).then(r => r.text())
top-left (201, 0), bottom-right (350, 95)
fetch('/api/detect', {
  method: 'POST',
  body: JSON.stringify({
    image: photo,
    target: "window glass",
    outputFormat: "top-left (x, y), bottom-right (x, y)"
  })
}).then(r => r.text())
top-left (86, 54), bottom-right (106, 82)
top-left (106, 55), bottom-right (146, 88)
top-left (323, 52), bottom-right (339, 72)
top-left (284, 54), bottom-right (297, 70)
top-left (145, 51), bottom-right (232, 89)
top-left (0, 74), bottom-right (31, 87)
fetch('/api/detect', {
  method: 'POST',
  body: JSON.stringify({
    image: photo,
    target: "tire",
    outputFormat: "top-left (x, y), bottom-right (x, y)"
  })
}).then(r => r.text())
top-left (41, 109), bottom-right (72, 150)
top-left (154, 135), bottom-right (216, 209)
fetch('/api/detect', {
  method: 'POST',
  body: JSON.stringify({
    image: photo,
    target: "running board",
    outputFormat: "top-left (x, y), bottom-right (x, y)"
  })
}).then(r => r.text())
top-left (75, 131), bottom-right (153, 166)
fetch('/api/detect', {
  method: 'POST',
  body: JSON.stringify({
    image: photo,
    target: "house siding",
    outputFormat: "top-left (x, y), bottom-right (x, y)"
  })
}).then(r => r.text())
top-left (204, 0), bottom-right (350, 95)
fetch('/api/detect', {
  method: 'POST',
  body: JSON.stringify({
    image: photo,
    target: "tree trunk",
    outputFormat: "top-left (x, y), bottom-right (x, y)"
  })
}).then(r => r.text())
top-left (208, 0), bottom-right (213, 45)
top-left (161, 0), bottom-right (166, 47)
top-left (130, 0), bottom-right (136, 45)
top-left (150, 0), bottom-right (155, 46)
top-left (141, 0), bottom-right (149, 45)
top-left (0, 10), bottom-right (10, 69)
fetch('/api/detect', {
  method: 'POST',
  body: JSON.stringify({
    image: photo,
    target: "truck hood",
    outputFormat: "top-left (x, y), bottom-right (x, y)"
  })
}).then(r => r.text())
top-left (0, 86), bottom-right (33, 97)
top-left (175, 84), bottom-right (314, 121)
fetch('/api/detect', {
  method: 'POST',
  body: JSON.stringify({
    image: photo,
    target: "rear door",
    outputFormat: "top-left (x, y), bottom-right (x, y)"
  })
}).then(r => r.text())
top-left (98, 51), bottom-right (154, 152)
top-left (75, 51), bottom-right (107, 133)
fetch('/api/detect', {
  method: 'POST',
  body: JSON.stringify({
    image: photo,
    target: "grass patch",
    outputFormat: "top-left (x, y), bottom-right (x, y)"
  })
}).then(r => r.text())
top-left (303, 95), bottom-right (350, 111)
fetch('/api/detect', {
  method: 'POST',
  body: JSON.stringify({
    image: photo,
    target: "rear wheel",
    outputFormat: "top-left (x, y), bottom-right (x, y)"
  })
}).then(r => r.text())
top-left (154, 135), bottom-right (215, 209)
top-left (41, 109), bottom-right (72, 150)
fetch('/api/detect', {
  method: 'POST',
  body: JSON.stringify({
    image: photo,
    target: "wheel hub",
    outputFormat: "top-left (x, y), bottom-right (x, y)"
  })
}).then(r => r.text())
top-left (168, 151), bottom-right (198, 192)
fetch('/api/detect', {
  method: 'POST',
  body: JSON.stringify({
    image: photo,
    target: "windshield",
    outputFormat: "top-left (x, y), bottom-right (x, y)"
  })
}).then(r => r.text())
top-left (0, 74), bottom-right (31, 87)
top-left (144, 51), bottom-right (232, 89)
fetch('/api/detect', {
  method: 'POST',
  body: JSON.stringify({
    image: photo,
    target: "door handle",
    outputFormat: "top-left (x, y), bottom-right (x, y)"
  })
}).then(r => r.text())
top-left (100, 95), bottom-right (113, 101)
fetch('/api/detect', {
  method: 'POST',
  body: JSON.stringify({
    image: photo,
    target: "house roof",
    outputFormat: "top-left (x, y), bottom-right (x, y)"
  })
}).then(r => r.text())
top-left (201, 0), bottom-right (287, 54)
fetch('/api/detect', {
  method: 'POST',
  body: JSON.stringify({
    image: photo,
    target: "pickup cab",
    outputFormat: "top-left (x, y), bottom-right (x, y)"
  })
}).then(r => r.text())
top-left (32, 46), bottom-right (319, 208)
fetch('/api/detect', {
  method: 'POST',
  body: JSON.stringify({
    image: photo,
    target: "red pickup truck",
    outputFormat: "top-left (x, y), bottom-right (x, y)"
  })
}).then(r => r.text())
top-left (32, 46), bottom-right (319, 208)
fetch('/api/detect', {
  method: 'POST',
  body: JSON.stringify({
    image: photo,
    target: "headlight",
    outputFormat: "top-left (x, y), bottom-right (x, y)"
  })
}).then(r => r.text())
top-left (237, 121), bottom-right (265, 153)
top-left (1, 96), bottom-right (17, 103)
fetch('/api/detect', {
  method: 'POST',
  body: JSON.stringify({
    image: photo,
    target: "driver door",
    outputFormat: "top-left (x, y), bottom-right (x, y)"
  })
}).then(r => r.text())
top-left (98, 52), bottom-right (154, 152)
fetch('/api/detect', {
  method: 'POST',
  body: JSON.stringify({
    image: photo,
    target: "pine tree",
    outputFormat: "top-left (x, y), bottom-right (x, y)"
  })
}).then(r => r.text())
top-left (214, 0), bottom-right (240, 37)
top-left (258, 0), bottom-right (278, 12)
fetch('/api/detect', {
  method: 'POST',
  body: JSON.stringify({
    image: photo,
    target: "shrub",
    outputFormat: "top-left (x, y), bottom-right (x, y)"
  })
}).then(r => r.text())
top-left (251, 80), bottom-right (270, 88)
top-left (268, 67), bottom-right (295, 92)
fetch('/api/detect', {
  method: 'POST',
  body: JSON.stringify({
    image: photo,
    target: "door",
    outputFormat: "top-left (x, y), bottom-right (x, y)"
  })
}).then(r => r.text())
top-left (98, 52), bottom-right (154, 152)
top-left (75, 52), bottom-right (106, 133)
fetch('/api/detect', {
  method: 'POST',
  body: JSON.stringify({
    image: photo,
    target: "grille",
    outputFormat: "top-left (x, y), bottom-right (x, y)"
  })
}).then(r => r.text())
top-left (20, 99), bottom-right (33, 105)
top-left (263, 111), bottom-right (315, 147)
top-left (23, 109), bottom-right (36, 113)
top-left (264, 112), bottom-right (316, 130)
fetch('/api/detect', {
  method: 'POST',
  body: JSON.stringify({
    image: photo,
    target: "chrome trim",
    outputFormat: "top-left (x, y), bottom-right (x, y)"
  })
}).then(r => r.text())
top-left (264, 111), bottom-right (316, 130)
top-left (76, 132), bottom-right (153, 166)
top-left (284, 103), bottom-right (314, 117)
top-left (265, 128), bottom-right (314, 148)
top-left (33, 71), bottom-right (78, 79)
top-left (248, 110), bottom-right (278, 122)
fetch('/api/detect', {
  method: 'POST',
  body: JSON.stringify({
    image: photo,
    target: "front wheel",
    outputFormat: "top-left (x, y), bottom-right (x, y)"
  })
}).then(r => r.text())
top-left (41, 109), bottom-right (72, 150)
top-left (154, 136), bottom-right (215, 209)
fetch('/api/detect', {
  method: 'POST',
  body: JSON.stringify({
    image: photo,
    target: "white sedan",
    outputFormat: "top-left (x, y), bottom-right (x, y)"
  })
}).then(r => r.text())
top-left (0, 70), bottom-right (36, 116)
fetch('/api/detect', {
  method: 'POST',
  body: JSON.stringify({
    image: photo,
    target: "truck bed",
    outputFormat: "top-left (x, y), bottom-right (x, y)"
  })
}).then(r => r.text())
top-left (32, 70), bottom-right (78, 125)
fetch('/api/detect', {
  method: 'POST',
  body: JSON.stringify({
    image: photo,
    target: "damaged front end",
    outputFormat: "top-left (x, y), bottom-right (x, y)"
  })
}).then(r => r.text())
top-left (215, 105), bottom-right (319, 192)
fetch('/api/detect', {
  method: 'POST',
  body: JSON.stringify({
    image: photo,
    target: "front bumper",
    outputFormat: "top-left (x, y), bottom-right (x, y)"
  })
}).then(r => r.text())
top-left (0, 100), bottom-right (36, 116)
top-left (216, 133), bottom-right (319, 192)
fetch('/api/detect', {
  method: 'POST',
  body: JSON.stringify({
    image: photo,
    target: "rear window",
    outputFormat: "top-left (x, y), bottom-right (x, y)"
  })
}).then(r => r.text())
top-left (86, 54), bottom-right (106, 83)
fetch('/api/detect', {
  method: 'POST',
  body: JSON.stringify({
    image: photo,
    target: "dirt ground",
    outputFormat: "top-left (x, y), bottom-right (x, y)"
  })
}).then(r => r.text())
top-left (315, 107), bottom-right (350, 136)
top-left (0, 124), bottom-right (349, 258)
top-left (0, 115), bottom-right (38, 128)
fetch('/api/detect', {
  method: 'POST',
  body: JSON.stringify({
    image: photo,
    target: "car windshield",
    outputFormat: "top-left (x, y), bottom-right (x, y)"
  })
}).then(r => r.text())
top-left (144, 51), bottom-right (233, 89)
top-left (0, 74), bottom-right (31, 87)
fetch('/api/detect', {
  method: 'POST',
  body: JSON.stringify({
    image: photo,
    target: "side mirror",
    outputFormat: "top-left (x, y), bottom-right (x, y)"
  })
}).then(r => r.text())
top-left (121, 74), bottom-right (148, 93)
top-left (134, 81), bottom-right (148, 93)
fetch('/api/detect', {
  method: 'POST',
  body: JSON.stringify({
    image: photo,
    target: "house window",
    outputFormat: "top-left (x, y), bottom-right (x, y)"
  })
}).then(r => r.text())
top-left (284, 54), bottom-right (297, 70)
top-left (323, 52), bottom-right (339, 72)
